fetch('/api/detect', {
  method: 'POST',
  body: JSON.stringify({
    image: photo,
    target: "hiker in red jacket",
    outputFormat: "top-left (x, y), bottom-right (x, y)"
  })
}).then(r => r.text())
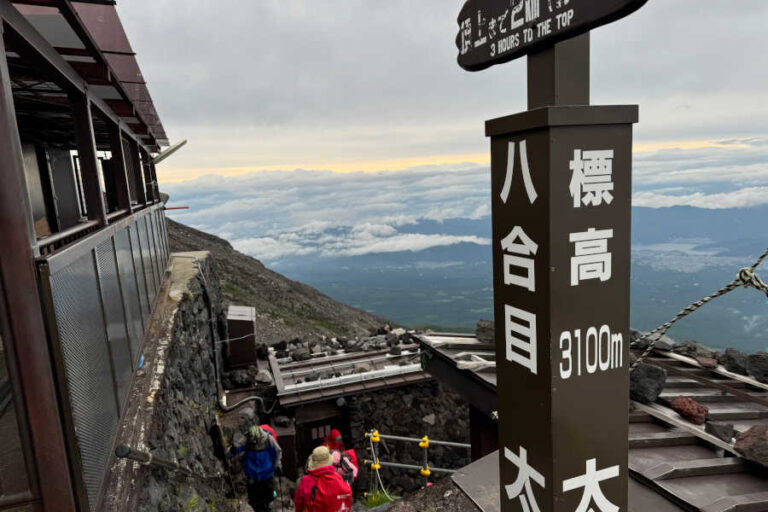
top-left (323, 428), bottom-right (345, 451)
top-left (295, 446), bottom-right (353, 512)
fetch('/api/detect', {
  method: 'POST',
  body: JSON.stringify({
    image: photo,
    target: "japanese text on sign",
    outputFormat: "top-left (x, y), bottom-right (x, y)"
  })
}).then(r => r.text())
top-left (500, 140), bottom-right (540, 376)
top-left (457, 0), bottom-right (649, 71)
top-left (505, 446), bottom-right (621, 512)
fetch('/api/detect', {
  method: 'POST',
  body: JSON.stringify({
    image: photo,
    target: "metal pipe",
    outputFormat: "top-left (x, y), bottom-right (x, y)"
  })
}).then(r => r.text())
top-left (106, 209), bottom-right (128, 221)
top-left (114, 445), bottom-right (222, 481)
top-left (363, 459), bottom-right (456, 474)
top-left (38, 219), bottom-right (100, 247)
top-left (375, 433), bottom-right (470, 449)
top-left (153, 139), bottom-right (187, 165)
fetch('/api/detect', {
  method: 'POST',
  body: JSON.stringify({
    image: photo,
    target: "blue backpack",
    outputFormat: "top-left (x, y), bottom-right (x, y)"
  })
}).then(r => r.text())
top-left (240, 442), bottom-right (277, 481)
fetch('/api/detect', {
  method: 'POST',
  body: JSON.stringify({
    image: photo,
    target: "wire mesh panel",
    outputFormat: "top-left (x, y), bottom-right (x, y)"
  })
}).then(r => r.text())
top-left (145, 215), bottom-right (161, 290)
top-left (153, 210), bottom-right (166, 265)
top-left (129, 225), bottom-right (150, 322)
top-left (161, 211), bottom-right (169, 262)
top-left (143, 215), bottom-right (160, 297)
top-left (147, 213), bottom-right (160, 279)
top-left (49, 253), bottom-right (119, 510)
top-left (151, 210), bottom-right (167, 274)
top-left (162, 212), bottom-right (170, 260)
top-left (136, 218), bottom-right (157, 303)
top-left (95, 238), bottom-right (134, 413)
top-left (36, 207), bottom-right (171, 509)
top-left (114, 228), bottom-right (144, 362)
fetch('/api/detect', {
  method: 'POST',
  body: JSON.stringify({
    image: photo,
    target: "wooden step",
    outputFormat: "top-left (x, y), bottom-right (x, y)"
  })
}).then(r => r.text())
top-left (664, 376), bottom-right (705, 388)
top-left (701, 491), bottom-right (768, 512)
top-left (708, 409), bottom-right (768, 421)
top-left (629, 430), bottom-right (699, 449)
top-left (659, 390), bottom-right (768, 403)
top-left (643, 457), bottom-right (745, 481)
top-left (629, 410), bottom-right (654, 423)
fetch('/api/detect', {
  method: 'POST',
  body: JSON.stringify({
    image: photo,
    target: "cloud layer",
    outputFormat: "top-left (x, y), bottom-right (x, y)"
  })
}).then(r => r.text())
top-left (165, 164), bottom-right (492, 262)
top-left (164, 137), bottom-right (768, 263)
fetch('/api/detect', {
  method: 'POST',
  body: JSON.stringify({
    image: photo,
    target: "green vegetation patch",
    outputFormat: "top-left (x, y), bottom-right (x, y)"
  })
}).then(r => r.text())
top-left (362, 491), bottom-right (398, 508)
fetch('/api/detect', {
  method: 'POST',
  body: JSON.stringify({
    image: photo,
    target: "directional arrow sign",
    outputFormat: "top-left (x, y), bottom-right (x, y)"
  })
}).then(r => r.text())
top-left (457, 0), bottom-right (648, 71)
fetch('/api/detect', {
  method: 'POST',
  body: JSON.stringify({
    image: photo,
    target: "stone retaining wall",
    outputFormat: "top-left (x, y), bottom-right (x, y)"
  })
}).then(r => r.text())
top-left (101, 252), bottom-right (234, 512)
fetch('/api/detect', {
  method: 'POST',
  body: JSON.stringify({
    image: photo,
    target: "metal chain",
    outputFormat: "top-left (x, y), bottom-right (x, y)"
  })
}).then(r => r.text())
top-left (629, 247), bottom-right (768, 371)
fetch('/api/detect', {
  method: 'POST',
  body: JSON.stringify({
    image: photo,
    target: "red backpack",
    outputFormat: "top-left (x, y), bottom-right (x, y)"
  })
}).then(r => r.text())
top-left (310, 468), bottom-right (353, 512)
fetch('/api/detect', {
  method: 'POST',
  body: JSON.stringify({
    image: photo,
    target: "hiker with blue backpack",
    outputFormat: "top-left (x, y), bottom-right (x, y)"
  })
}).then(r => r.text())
top-left (233, 425), bottom-right (283, 512)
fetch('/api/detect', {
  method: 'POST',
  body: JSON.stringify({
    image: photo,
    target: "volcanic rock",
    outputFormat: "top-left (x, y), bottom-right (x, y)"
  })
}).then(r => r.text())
top-left (747, 353), bottom-right (768, 383)
top-left (735, 424), bottom-right (768, 467)
top-left (290, 347), bottom-right (311, 361)
top-left (630, 328), bottom-right (647, 348)
top-left (651, 333), bottom-right (675, 351)
top-left (719, 348), bottom-right (748, 375)
top-left (354, 363), bottom-right (372, 373)
top-left (706, 422), bottom-right (736, 443)
top-left (670, 396), bottom-right (709, 425)
top-left (630, 362), bottom-right (667, 404)
top-left (633, 331), bottom-right (675, 351)
top-left (225, 370), bottom-right (252, 389)
top-left (361, 335), bottom-right (387, 352)
top-left (476, 319), bottom-right (495, 344)
top-left (239, 406), bottom-right (256, 423)
top-left (696, 356), bottom-right (719, 369)
top-left (673, 340), bottom-right (716, 359)
top-left (254, 369), bottom-right (273, 385)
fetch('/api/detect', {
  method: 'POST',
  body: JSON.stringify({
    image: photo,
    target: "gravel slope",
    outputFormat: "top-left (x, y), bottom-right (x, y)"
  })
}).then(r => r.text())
top-left (167, 218), bottom-right (385, 343)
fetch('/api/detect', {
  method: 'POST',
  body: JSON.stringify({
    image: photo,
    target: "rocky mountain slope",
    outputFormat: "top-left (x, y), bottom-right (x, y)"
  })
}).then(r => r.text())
top-left (167, 218), bottom-right (385, 342)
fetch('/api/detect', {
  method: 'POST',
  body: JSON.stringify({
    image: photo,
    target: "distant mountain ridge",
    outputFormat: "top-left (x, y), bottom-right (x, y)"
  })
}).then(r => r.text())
top-left (166, 219), bottom-right (385, 342)
top-left (269, 205), bottom-right (768, 351)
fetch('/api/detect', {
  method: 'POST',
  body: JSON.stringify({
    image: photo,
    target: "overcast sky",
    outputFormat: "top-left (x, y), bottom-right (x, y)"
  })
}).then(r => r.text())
top-left (119, 1), bottom-right (768, 182)
top-left (117, 1), bottom-right (768, 262)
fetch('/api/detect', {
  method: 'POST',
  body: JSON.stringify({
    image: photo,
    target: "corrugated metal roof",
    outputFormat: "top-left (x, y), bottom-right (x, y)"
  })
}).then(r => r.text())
top-left (271, 346), bottom-right (432, 407)
top-left (11, 0), bottom-right (168, 149)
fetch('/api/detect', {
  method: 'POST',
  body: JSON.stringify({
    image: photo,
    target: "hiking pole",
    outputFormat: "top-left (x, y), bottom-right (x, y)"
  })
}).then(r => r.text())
top-left (277, 473), bottom-right (284, 511)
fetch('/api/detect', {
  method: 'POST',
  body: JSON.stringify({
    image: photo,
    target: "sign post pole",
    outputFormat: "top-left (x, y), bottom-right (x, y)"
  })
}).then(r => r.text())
top-left (488, 96), bottom-right (636, 512)
top-left (527, 33), bottom-right (589, 109)
top-left (455, 1), bottom-right (647, 510)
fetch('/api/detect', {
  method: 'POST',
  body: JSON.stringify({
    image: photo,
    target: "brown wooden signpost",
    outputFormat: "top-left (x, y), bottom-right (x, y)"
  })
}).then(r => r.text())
top-left (456, 1), bottom-right (648, 511)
